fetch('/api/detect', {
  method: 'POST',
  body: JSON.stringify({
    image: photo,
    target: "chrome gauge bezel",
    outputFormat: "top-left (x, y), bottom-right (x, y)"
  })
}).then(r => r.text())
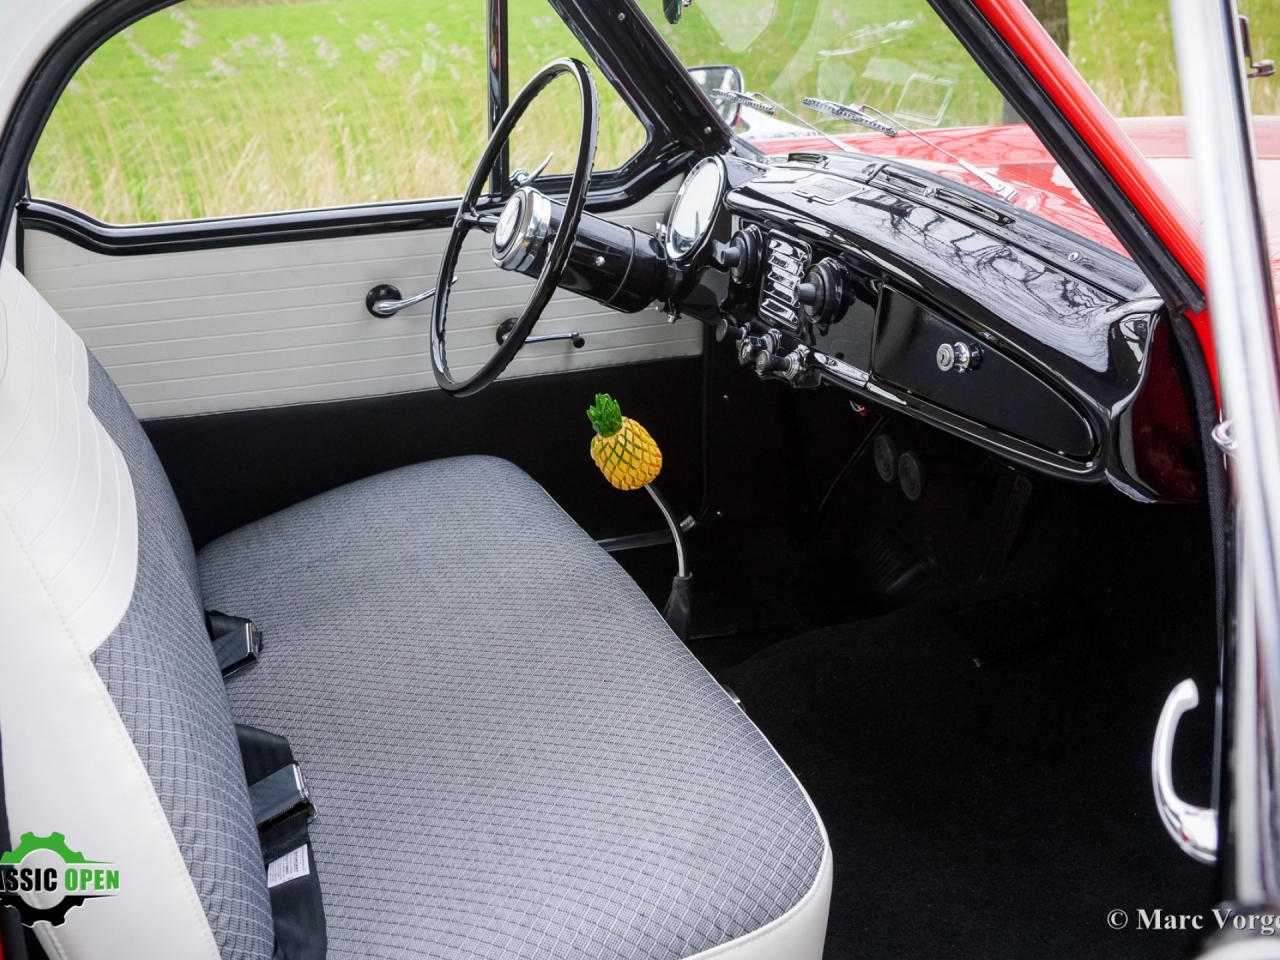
top-left (664, 156), bottom-right (727, 263)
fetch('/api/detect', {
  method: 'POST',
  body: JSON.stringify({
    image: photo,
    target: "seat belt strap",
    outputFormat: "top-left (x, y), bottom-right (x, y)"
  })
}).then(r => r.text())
top-left (206, 611), bottom-right (263, 677)
top-left (236, 725), bottom-right (325, 960)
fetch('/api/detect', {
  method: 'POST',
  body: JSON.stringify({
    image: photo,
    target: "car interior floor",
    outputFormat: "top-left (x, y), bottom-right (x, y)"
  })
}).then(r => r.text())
top-left (614, 369), bottom-right (1221, 960)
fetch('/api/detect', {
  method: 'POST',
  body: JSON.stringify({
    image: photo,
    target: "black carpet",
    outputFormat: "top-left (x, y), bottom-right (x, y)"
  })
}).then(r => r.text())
top-left (710, 489), bottom-right (1221, 959)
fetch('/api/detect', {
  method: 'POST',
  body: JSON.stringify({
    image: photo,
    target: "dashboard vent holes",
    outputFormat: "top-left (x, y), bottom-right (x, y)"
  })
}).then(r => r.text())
top-left (758, 232), bottom-right (811, 332)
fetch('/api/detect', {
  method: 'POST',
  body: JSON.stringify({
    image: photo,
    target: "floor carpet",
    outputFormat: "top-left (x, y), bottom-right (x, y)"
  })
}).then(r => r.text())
top-left (709, 490), bottom-right (1221, 959)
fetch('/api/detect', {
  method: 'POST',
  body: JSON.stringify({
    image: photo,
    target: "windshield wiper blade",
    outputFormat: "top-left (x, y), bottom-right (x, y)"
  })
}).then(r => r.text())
top-left (802, 98), bottom-right (1018, 203)
top-left (802, 98), bottom-right (897, 136)
top-left (715, 89), bottom-right (858, 155)
top-left (710, 88), bottom-right (777, 116)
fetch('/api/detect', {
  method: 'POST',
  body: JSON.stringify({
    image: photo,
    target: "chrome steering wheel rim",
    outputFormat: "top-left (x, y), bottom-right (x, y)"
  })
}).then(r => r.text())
top-left (430, 58), bottom-right (599, 397)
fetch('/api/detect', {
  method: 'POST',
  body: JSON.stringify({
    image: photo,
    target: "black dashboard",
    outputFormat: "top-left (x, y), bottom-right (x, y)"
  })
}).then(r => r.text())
top-left (664, 152), bottom-right (1197, 503)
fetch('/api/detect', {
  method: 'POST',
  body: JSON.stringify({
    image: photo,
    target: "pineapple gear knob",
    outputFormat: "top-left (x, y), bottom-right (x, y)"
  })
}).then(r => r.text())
top-left (587, 393), bottom-right (662, 490)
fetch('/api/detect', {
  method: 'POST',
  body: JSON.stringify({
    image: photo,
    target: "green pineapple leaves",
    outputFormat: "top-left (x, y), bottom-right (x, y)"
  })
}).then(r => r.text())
top-left (587, 393), bottom-right (623, 438)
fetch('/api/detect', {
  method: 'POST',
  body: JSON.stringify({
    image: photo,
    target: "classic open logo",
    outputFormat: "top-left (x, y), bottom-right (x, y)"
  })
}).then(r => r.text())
top-left (0, 832), bottom-right (120, 926)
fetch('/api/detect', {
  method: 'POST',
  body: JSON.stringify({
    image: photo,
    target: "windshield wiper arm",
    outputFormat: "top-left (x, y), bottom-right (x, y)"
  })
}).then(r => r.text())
top-left (802, 98), bottom-right (1018, 203)
top-left (713, 88), bottom-right (859, 155)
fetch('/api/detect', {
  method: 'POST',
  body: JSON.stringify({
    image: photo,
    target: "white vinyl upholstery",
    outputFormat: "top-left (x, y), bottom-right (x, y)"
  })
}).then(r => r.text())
top-left (0, 263), bottom-right (237, 960)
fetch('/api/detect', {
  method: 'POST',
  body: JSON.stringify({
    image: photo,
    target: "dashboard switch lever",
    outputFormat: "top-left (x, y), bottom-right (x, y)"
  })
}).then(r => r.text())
top-left (714, 317), bottom-right (747, 343)
top-left (754, 349), bottom-right (782, 375)
top-left (754, 344), bottom-right (811, 383)
top-left (712, 240), bottom-right (742, 271)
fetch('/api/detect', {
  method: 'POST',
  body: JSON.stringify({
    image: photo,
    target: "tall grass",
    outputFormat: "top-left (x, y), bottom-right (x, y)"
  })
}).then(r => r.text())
top-left (31, 0), bottom-right (647, 223)
top-left (1067, 0), bottom-right (1280, 117)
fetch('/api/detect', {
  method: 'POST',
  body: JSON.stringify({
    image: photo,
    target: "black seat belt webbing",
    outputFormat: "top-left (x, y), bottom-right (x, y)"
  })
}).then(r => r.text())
top-left (236, 725), bottom-right (326, 960)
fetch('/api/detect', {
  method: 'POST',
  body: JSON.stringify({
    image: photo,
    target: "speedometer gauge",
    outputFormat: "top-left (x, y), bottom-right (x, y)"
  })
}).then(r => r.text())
top-left (664, 157), bottom-right (726, 262)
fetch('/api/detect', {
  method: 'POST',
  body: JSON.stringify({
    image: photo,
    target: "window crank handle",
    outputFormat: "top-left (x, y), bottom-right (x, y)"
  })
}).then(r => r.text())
top-left (366, 275), bottom-right (458, 318)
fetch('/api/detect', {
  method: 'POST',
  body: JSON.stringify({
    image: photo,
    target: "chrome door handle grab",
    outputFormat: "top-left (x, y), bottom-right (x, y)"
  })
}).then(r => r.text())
top-left (366, 276), bottom-right (457, 318)
top-left (1153, 678), bottom-right (1218, 864)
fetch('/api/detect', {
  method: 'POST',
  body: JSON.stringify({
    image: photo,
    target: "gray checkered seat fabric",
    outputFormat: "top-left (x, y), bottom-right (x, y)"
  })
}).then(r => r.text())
top-left (198, 456), bottom-right (828, 960)
top-left (87, 354), bottom-right (274, 960)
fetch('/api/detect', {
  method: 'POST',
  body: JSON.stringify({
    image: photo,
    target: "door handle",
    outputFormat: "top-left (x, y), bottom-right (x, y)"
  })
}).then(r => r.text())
top-left (1153, 678), bottom-right (1218, 864)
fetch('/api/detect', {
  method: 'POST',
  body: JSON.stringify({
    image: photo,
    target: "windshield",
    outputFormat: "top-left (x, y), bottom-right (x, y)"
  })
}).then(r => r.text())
top-left (637, 0), bottom-right (1132, 255)
top-left (637, 0), bottom-right (1005, 141)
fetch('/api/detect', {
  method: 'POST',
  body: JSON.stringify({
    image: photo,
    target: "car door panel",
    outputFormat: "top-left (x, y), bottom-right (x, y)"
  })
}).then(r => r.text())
top-left (21, 176), bottom-right (695, 419)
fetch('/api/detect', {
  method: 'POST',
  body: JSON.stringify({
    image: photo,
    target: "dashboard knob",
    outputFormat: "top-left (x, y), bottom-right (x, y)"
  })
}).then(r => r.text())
top-left (754, 345), bottom-right (810, 382)
top-left (800, 258), bottom-right (849, 326)
top-left (953, 342), bottom-right (981, 371)
top-left (716, 225), bottom-right (763, 285)
top-left (754, 349), bottom-right (782, 375)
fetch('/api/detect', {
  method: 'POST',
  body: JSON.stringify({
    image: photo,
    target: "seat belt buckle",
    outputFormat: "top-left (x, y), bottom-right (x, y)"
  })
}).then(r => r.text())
top-left (208, 613), bottom-right (263, 677)
top-left (250, 762), bottom-right (315, 829)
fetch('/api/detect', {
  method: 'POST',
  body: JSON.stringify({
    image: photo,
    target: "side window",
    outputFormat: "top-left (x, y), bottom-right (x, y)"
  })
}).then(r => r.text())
top-left (30, 0), bottom-right (649, 225)
top-left (507, 0), bottom-right (649, 177)
top-left (32, 0), bottom-right (487, 223)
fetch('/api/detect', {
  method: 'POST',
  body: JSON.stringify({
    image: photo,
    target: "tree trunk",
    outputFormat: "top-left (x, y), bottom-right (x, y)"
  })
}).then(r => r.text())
top-left (1026, 0), bottom-right (1070, 52)
top-left (1002, 0), bottom-right (1069, 123)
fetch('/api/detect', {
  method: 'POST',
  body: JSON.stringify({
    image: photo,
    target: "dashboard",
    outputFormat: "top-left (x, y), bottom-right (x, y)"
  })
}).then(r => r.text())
top-left (661, 153), bottom-right (1198, 503)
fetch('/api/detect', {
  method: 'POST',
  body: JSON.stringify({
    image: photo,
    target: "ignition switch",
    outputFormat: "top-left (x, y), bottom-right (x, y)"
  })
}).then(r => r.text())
top-left (738, 328), bottom-right (780, 368)
top-left (936, 341), bottom-right (983, 373)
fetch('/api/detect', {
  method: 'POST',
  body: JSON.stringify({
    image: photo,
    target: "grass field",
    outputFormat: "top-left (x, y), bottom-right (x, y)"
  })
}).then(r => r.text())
top-left (31, 0), bottom-right (647, 222)
top-left (29, 0), bottom-right (1280, 223)
top-left (1070, 0), bottom-right (1279, 116)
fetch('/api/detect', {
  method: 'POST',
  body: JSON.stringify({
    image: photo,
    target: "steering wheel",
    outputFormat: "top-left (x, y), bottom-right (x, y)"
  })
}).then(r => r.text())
top-left (431, 58), bottom-right (599, 397)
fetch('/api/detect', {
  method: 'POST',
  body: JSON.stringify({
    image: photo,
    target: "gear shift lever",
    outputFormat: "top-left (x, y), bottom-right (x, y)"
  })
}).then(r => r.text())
top-left (586, 394), bottom-right (693, 640)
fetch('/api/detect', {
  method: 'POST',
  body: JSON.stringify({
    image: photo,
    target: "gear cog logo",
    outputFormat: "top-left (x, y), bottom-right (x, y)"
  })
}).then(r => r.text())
top-left (0, 832), bottom-right (120, 926)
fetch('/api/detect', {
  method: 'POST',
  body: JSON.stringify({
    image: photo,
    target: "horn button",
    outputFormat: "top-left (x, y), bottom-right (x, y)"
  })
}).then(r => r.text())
top-left (492, 186), bottom-right (553, 272)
